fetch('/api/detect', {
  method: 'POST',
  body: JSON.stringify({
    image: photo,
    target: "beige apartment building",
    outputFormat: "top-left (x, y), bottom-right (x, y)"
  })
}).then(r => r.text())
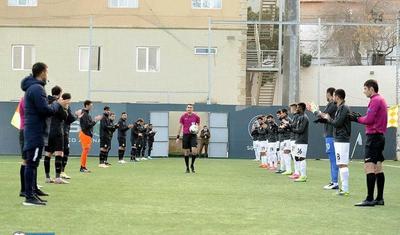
top-left (0, 0), bottom-right (248, 104)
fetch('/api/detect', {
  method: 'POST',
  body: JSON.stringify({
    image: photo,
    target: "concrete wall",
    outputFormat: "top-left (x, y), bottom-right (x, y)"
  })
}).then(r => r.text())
top-left (0, 0), bottom-right (246, 29)
top-left (0, 27), bottom-right (246, 105)
top-left (299, 65), bottom-right (396, 106)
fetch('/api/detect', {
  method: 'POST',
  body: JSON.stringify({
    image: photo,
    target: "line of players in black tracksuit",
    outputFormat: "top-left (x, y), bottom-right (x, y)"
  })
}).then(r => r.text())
top-left (43, 86), bottom-right (76, 184)
top-left (43, 101), bottom-right (157, 183)
top-left (99, 106), bottom-right (157, 167)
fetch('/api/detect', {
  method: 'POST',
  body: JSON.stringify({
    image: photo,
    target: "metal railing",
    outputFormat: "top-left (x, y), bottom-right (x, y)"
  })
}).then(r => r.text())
top-left (247, 50), bottom-right (279, 70)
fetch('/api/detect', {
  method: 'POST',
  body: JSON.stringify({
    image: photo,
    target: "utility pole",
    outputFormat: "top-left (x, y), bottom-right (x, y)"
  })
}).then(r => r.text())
top-left (282, 0), bottom-right (300, 105)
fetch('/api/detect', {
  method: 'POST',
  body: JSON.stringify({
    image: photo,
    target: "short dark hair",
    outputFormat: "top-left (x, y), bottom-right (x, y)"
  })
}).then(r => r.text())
top-left (334, 89), bottom-right (346, 100)
top-left (281, 108), bottom-right (288, 114)
top-left (137, 118), bottom-right (144, 123)
top-left (121, 112), bottom-right (127, 115)
top-left (187, 104), bottom-right (193, 107)
top-left (276, 110), bottom-right (282, 114)
top-left (297, 102), bottom-right (306, 111)
top-left (289, 103), bottom-right (298, 107)
top-left (62, 93), bottom-right (71, 100)
top-left (326, 87), bottom-right (336, 96)
top-left (267, 114), bottom-right (274, 119)
top-left (364, 79), bottom-right (379, 92)
top-left (84, 100), bottom-right (92, 107)
top-left (51, 86), bottom-right (62, 96)
top-left (32, 62), bottom-right (47, 78)
top-left (257, 116), bottom-right (263, 120)
top-left (104, 106), bottom-right (110, 111)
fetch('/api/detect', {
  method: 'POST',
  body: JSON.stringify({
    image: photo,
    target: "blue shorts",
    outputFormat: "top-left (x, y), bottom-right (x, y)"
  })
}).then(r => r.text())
top-left (325, 137), bottom-right (335, 154)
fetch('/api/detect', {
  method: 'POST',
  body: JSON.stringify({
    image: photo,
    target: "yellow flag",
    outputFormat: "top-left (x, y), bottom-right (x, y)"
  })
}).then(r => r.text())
top-left (387, 105), bottom-right (398, 128)
top-left (11, 104), bottom-right (20, 130)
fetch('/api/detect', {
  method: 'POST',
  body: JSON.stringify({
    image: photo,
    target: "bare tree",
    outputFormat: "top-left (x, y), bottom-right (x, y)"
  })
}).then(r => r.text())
top-left (323, 0), bottom-right (396, 65)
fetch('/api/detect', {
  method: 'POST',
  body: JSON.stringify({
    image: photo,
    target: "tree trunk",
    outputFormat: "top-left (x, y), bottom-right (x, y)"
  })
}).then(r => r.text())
top-left (372, 53), bottom-right (386, 65)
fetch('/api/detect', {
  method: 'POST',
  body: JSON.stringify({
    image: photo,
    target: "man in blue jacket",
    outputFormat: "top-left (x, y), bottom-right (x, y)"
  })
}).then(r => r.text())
top-left (21, 62), bottom-right (69, 206)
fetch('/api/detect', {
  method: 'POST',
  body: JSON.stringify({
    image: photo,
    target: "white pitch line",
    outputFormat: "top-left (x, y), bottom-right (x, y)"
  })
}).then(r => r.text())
top-left (385, 164), bottom-right (400, 169)
top-left (354, 161), bottom-right (400, 169)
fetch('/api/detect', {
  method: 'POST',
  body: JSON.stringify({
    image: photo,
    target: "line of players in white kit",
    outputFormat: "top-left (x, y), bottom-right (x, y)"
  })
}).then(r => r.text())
top-left (251, 103), bottom-right (310, 182)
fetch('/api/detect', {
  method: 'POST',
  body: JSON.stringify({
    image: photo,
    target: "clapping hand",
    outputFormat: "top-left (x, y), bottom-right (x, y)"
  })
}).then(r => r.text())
top-left (349, 112), bottom-right (361, 122)
top-left (320, 113), bottom-right (331, 120)
top-left (95, 115), bottom-right (103, 122)
top-left (75, 109), bottom-right (84, 119)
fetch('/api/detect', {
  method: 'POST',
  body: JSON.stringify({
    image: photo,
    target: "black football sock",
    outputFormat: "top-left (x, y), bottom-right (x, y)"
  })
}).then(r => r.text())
top-left (44, 156), bottom-right (51, 178)
top-left (105, 151), bottom-right (109, 163)
top-left (131, 148), bottom-right (136, 160)
top-left (20, 165), bottom-right (25, 193)
top-left (99, 151), bottom-right (106, 164)
top-left (61, 155), bottom-right (68, 172)
top-left (33, 167), bottom-right (39, 191)
top-left (375, 172), bottom-right (385, 201)
top-left (184, 156), bottom-right (190, 169)
top-left (191, 155), bottom-right (197, 168)
top-left (118, 149), bottom-right (124, 161)
top-left (55, 155), bottom-right (62, 178)
top-left (366, 173), bottom-right (376, 201)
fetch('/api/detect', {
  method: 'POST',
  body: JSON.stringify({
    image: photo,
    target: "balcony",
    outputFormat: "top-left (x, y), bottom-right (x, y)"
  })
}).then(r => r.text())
top-left (247, 49), bottom-right (280, 72)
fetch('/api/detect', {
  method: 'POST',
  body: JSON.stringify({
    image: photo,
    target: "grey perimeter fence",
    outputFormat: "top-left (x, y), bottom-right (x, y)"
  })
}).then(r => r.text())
top-left (0, 102), bottom-right (396, 160)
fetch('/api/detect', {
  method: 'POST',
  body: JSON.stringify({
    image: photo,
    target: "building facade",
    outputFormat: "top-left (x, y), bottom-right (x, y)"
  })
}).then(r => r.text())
top-left (0, 0), bottom-right (248, 104)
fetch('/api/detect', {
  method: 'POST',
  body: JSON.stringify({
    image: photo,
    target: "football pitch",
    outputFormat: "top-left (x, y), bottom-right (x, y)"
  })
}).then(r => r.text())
top-left (0, 156), bottom-right (399, 235)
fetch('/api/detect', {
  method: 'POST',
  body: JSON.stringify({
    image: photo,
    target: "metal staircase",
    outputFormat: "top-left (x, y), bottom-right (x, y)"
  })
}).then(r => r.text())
top-left (258, 73), bottom-right (277, 106)
top-left (246, 0), bottom-right (279, 106)
top-left (259, 0), bottom-right (277, 41)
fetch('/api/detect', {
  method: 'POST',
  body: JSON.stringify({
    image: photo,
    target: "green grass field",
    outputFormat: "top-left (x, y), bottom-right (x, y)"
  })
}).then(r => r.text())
top-left (0, 156), bottom-right (399, 235)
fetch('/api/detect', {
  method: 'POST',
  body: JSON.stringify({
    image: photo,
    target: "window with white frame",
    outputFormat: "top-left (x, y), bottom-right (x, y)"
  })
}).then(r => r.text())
top-left (192, 0), bottom-right (221, 9)
top-left (194, 47), bottom-right (217, 55)
top-left (79, 46), bottom-right (101, 71)
top-left (12, 45), bottom-right (35, 70)
top-left (108, 0), bottom-right (138, 8)
top-left (136, 47), bottom-right (160, 72)
top-left (8, 0), bottom-right (37, 7)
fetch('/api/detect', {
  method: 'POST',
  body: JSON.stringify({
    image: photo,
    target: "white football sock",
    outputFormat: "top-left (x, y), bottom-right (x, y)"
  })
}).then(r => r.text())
top-left (271, 154), bottom-right (277, 168)
top-left (261, 155), bottom-right (266, 165)
top-left (267, 153), bottom-right (273, 167)
top-left (256, 149), bottom-right (260, 161)
top-left (278, 153), bottom-right (285, 171)
top-left (340, 167), bottom-right (349, 192)
top-left (292, 155), bottom-right (299, 174)
top-left (300, 160), bottom-right (307, 177)
top-left (284, 153), bottom-right (292, 172)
